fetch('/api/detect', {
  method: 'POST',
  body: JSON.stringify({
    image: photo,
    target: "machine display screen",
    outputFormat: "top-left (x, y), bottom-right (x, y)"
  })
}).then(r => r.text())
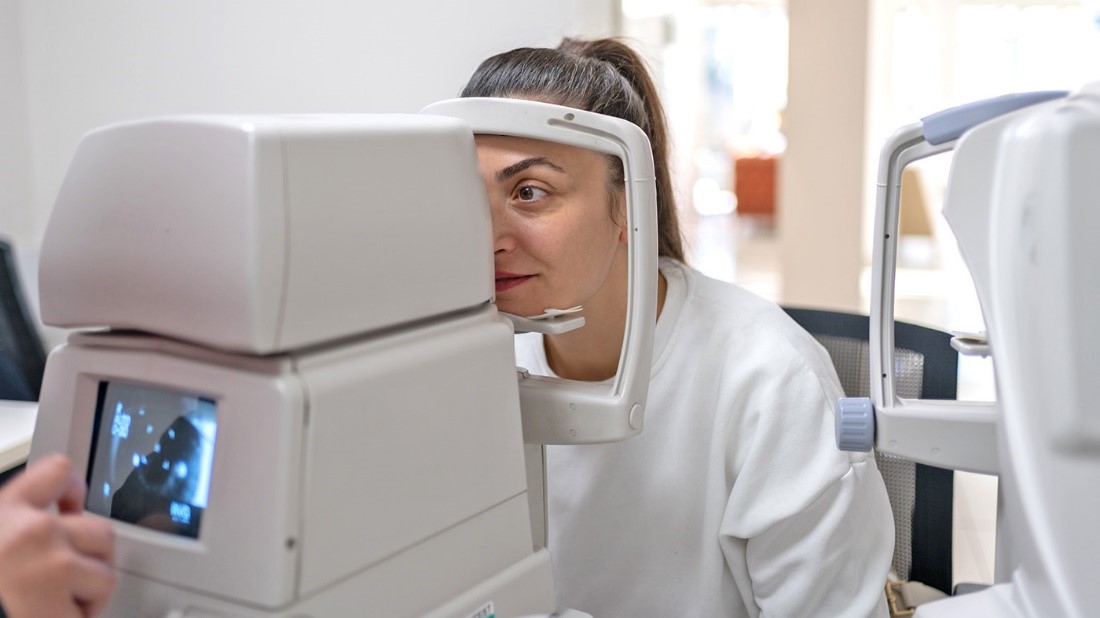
top-left (85, 380), bottom-right (218, 539)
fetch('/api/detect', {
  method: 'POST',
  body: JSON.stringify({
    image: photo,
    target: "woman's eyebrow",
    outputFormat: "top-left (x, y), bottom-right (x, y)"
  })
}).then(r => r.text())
top-left (496, 157), bottom-right (566, 181)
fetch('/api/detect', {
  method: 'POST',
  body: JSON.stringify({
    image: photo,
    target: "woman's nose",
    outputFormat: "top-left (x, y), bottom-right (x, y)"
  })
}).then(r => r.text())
top-left (489, 199), bottom-right (516, 255)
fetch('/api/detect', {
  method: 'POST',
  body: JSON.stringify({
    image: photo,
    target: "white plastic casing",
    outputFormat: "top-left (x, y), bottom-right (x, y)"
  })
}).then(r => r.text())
top-left (30, 309), bottom-right (559, 616)
top-left (39, 115), bottom-right (493, 354)
top-left (30, 335), bottom-right (306, 608)
top-left (894, 83), bottom-right (1100, 618)
top-left (30, 112), bottom-right (575, 617)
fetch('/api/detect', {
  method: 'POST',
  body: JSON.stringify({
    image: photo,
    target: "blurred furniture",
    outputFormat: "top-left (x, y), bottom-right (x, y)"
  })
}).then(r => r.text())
top-left (0, 239), bottom-right (47, 486)
top-left (0, 401), bottom-right (37, 484)
top-left (900, 166), bottom-right (935, 237)
top-left (0, 239), bottom-right (46, 401)
top-left (734, 154), bottom-right (778, 215)
top-left (782, 307), bottom-right (957, 602)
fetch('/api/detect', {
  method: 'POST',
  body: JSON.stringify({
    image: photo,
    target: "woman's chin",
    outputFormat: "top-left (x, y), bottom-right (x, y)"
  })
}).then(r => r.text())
top-left (494, 301), bottom-right (539, 317)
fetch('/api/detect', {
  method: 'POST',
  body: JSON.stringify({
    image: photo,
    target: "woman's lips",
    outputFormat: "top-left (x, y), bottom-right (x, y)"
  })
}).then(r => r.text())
top-left (495, 271), bottom-right (534, 293)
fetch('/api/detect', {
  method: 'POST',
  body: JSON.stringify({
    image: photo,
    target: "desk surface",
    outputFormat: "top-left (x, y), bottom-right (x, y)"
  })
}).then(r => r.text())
top-left (0, 401), bottom-right (38, 473)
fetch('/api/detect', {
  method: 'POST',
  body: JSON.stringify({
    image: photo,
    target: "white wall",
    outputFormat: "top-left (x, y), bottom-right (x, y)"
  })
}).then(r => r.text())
top-left (0, 0), bottom-right (33, 248)
top-left (15, 1), bottom-right (615, 245)
top-left (5, 0), bottom-right (616, 346)
top-left (779, 0), bottom-right (871, 311)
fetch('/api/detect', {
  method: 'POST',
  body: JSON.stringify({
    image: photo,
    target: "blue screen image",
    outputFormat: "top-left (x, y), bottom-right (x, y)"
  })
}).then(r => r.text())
top-left (85, 380), bottom-right (217, 539)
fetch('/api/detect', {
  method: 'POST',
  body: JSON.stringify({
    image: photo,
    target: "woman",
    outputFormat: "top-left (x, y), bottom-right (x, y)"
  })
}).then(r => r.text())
top-left (464, 38), bottom-right (893, 617)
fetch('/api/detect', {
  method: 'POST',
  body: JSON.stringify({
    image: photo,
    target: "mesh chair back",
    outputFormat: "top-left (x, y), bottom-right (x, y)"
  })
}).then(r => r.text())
top-left (783, 308), bottom-right (957, 595)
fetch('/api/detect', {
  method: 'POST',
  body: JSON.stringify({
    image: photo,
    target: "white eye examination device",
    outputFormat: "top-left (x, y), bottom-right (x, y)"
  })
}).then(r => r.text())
top-left (27, 101), bottom-right (657, 617)
top-left (839, 82), bottom-right (1100, 617)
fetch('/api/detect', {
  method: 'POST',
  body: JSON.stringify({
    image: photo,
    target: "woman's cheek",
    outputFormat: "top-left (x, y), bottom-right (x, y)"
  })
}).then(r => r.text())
top-left (518, 217), bottom-right (566, 260)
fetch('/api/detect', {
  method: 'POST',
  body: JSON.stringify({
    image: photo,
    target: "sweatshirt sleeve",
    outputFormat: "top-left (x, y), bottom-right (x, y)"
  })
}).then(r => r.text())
top-left (718, 338), bottom-right (894, 618)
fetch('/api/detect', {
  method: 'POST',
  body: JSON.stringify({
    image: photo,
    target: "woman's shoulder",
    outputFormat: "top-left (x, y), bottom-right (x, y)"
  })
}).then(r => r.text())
top-left (661, 260), bottom-right (826, 361)
top-left (655, 259), bottom-right (836, 384)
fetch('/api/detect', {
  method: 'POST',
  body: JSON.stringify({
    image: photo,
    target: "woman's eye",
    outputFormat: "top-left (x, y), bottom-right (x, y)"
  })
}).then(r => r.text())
top-left (516, 186), bottom-right (549, 202)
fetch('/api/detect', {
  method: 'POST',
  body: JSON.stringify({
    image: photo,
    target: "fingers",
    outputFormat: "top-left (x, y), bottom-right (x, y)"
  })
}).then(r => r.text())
top-left (0, 454), bottom-right (77, 509)
top-left (0, 456), bottom-right (117, 618)
top-left (0, 523), bottom-right (115, 618)
top-left (55, 470), bottom-right (88, 516)
top-left (60, 514), bottom-right (115, 565)
top-left (1, 594), bottom-right (86, 618)
top-left (67, 553), bottom-right (116, 617)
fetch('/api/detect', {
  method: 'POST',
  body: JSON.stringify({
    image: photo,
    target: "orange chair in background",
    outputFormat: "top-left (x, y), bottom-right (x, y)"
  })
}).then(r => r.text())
top-left (734, 154), bottom-right (779, 216)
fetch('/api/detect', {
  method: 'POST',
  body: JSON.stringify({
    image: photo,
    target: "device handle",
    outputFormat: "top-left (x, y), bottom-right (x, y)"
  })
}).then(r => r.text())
top-left (921, 91), bottom-right (1067, 145)
top-left (421, 98), bottom-right (658, 445)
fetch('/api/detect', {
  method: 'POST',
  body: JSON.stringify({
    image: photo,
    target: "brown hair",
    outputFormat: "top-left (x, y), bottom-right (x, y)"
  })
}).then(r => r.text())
top-left (461, 37), bottom-right (685, 262)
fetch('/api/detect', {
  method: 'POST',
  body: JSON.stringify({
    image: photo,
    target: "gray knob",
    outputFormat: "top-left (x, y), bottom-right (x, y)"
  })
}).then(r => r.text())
top-left (836, 397), bottom-right (875, 452)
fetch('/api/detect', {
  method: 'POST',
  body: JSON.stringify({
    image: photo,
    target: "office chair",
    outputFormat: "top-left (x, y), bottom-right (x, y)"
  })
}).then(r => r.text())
top-left (0, 239), bottom-right (46, 402)
top-left (782, 307), bottom-right (956, 598)
top-left (0, 239), bottom-right (48, 491)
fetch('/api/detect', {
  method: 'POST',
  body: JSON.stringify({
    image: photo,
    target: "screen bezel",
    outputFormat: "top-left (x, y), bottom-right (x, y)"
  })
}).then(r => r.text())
top-left (30, 310), bottom-right (304, 607)
top-left (85, 379), bottom-right (218, 540)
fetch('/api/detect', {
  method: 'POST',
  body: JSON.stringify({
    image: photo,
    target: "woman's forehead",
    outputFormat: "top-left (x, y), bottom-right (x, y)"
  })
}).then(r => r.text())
top-left (474, 134), bottom-right (606, 165)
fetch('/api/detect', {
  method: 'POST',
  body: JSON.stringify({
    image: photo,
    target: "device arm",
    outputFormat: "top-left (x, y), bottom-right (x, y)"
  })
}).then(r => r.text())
top-left (838, 91), bottom-right (1067, 474)
top-left (421, 98), bottom-right (658, 445)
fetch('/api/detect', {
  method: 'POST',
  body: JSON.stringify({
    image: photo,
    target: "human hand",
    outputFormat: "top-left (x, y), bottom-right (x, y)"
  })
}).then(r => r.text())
top-left (0, 455), bottom-right (116, 618)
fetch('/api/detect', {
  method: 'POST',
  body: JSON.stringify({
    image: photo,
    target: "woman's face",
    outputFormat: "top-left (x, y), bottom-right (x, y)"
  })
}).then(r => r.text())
top-left (475, 134), bottom-right (626, 318)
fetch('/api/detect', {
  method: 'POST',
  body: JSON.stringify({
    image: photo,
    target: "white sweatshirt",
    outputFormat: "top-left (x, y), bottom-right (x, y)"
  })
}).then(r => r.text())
top-left (516, 259), bottom-right (893, 618)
